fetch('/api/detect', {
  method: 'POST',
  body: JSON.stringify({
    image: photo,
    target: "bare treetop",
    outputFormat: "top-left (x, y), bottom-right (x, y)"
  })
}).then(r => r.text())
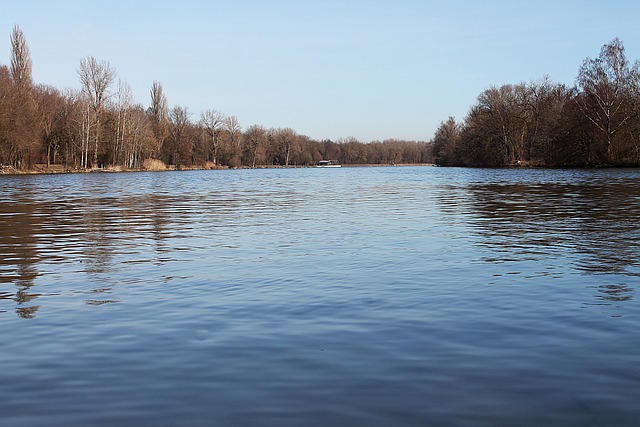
top-left (77, 56), bottom-right (117, 112)
top-left (10, 24), bottom-right (32, 88)
top-left (150, 80), bottom-right (168, 123)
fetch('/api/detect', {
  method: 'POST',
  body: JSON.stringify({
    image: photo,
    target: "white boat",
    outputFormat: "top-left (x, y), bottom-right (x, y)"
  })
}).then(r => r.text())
top-left (316, 160), bottom-right (341, 168)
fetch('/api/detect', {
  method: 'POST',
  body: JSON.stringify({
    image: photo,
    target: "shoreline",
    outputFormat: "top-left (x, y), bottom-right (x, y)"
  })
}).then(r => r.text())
top-left (0, 163), bottom-right (436, 176)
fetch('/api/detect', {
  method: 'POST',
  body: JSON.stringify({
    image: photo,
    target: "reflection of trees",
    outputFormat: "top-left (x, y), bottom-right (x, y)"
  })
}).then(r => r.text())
top-left (462, 174), bottom-right (640, 306)
top-left (0, 183), bottom-right (41, 318)
top-left (3, 172), bottom-right (300, 319)
top-left (80, 198), bottom-right (120, 277)
top-left (0, 181), bottom-right (179, 318)
top-left (467, 180), bottom-right (639, 270)
top-left (16, 305), bottom-right (39, 319)
top-left (594, 284), bottom-right (634, 303)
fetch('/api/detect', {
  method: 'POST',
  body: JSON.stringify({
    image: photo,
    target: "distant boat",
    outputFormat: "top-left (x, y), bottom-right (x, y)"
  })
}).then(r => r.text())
top-left (316, 160), bottom-right (341, 168)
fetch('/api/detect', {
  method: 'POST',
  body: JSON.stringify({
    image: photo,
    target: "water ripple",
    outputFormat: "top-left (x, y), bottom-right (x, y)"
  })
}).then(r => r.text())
top-left (1, 167), bottom-right (640, 426)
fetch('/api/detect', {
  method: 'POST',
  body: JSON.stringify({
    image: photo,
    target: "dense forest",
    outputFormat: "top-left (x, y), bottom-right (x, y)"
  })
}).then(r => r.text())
top-left (0, 26), bottom-right (430, 172)
top-left (433, 38), bottom-right (640, 167)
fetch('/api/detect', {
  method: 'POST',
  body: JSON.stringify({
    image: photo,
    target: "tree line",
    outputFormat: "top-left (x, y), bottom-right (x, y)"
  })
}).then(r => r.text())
top-left (0, 25), bottom-right (431, 171)
top-left (432, 38), bottom-right (640, 167)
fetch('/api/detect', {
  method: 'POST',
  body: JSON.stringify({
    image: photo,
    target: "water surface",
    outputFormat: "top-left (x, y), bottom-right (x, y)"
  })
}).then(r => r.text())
top-left (1, 167), bottom-right (639, 426)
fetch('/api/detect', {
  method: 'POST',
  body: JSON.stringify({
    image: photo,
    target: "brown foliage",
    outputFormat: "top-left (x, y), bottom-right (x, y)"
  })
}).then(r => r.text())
top-left (434, 39), bottom-right (640, 167)
top-left (141, 158), bottom-right (166, 171)
top-left (0, 26), bottom-right (432, 171)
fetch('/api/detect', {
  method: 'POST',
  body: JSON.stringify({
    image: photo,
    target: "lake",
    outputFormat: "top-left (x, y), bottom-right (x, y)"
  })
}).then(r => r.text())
top-left (1, 166), bottom-right (639, 426)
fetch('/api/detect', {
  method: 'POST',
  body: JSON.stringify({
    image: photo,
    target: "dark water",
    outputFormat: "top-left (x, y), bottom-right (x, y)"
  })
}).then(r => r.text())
top-left (1, 167), bottom-right (639, 426)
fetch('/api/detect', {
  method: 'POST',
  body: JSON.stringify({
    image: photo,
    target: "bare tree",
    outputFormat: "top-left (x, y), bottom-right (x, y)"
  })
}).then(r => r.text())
top-left (149, 80), bottom-right (168, 159)
top-left (79, 92), bottom-right (91, 168)
top-left (243, 124), bottom-right (266, 167)
top-left (124, 105), bottom-right (152, 168)
top-left (272, 127), bottom-right (298, 166)
top-left (150, 80), bottom-right (168, 123)
top-left (576, 38), bottom-right (638, 164)
top-left (113, 79), bottom-right (133, 166)
top-left (432, 117), bottom-right (462, 166)
top-left (63, 88), bottom-right (88, 168)
top-left (10, 24), bottom-right (32, 89)
top-left (168, 105), bottom-right (190, 167)
top-left (77, 56), bottom-right (116, 167)
top-left (224, 115), bottom-right (242, 166)
top-left (35, 84), bottom-right (66, 166)
top-left (525, 77), bottom-right (571, 165)
top-left (200, 109), bottom-right (225, 165)
top-left (474, 85), bottom-right (522, 165)
top-left (4, 25), bottom-right (39, 168)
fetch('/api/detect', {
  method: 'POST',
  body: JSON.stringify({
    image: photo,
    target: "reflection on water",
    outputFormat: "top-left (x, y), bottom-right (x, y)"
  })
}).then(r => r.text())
top-left (1, 167), bottom-right (639, 426)
top-left (466, 178), bottom-right (639, 275)
top-left (594, 283), bottom-right (634, 302)
top-left (0, 171), bottom-right (310, 318)
top-left (1, 169), bottom-right (639, 316)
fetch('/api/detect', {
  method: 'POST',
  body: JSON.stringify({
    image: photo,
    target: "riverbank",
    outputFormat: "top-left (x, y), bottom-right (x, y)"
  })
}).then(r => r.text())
top-left (0, 162), bottom-right (436, 176)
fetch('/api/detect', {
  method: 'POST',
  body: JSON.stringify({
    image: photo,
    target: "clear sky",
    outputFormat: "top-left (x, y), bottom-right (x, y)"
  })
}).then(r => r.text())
top-left (3, 0), bottom-right (640, 142)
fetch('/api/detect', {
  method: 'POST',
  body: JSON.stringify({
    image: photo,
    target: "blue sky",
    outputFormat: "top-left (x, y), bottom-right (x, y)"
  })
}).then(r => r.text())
top-left (3, 0), bottom-right (640, 142)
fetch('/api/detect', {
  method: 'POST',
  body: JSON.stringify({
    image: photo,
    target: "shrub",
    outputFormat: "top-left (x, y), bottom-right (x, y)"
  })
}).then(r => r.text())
top-left (141, 158), bottom-right (166, 171)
